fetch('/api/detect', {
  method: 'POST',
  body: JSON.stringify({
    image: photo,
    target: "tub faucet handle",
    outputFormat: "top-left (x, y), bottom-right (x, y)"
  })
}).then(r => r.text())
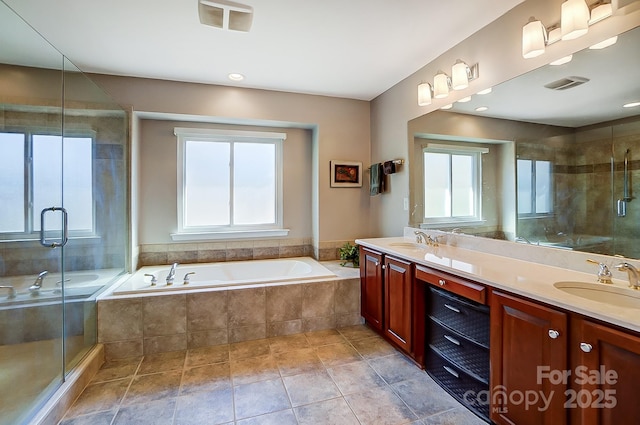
top-left (144, 273), bottom-right (158, 286)
top-left (183, 272), bottom-right (196, 285)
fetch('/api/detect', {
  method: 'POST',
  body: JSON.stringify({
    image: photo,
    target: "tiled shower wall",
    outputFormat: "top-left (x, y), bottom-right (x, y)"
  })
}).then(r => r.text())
top-left (138, 239), bottom-right (357, 267)
top-left (97, 274), bottom-right (362, 360)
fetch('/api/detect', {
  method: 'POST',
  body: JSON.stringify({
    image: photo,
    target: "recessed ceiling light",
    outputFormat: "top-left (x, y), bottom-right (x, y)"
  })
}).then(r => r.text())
top-left (623, 102), bottom-right (640, 108)
top-left (549, 55), bottom-right (573, 66)
top-left (440, 104), bottom-right (453, 110)
top-left (477, 88), bottom-right (492, 95)
top-left (475, 106), bottom-right (488, 112)
top-left (589, 36), bottom-right (618, 50)
top-left (457, 96), bottom-right (472, 103)
top-left (228, 73), bottom-right (244, 81)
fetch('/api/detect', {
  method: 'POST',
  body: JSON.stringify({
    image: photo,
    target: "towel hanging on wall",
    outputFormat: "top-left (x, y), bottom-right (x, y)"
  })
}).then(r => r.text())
top-left (370, 163), bottom-right (383, 196)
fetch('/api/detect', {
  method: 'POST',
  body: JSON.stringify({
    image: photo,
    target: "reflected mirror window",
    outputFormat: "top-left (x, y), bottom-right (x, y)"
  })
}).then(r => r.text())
top-left (517, 159), bottom-right (553, 216)
top-left (423, 147), bottom-right (482, 223)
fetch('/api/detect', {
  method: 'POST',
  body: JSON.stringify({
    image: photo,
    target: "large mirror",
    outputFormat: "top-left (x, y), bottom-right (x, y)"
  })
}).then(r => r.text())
top-left (409, 25), bottom-right (640, 259)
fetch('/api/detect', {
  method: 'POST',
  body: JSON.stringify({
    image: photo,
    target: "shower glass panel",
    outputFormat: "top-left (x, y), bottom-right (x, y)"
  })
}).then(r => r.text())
top-left (0, 3), bottom-right (128, 424)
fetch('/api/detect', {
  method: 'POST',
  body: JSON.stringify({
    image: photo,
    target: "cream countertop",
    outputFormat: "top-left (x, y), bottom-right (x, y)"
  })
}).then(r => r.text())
top-left (356, 236), bottom-right (640, 334)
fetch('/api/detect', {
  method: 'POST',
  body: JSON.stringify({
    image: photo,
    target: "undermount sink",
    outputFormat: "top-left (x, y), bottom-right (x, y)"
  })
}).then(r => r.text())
top-left (389, 242), bottom-right (427, 250)
top-left (554, 281), bottom-right (640, 309)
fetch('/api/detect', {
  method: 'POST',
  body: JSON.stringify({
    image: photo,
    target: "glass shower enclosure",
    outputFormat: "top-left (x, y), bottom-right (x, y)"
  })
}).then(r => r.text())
top-left (0, 2), bottom-right (128, 424)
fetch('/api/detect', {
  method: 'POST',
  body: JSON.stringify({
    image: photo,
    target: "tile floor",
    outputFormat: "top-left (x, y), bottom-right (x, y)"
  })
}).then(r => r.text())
top-left (59, 325), bottom-right (485, 425)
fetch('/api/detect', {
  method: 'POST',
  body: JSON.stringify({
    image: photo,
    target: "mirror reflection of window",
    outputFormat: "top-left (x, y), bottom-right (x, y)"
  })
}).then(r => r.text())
top-left (517, 159), bottom-right (553, 216)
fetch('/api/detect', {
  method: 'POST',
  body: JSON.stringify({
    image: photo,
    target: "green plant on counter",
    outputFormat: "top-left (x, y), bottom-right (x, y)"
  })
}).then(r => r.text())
top-left (339, 242), bottom-right (359, 267)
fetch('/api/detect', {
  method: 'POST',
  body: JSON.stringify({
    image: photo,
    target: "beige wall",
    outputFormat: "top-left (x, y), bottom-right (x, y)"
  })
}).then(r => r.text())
top-left (370, 0), bottom-right (640, 237)
top-left (89, 75), bottom-right (371, 254)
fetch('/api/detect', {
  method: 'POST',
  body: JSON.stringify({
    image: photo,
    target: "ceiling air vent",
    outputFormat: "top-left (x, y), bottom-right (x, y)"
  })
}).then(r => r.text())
top-left (199, 0), bottom-right (253, 32)
top-left (544, 76), bottom-right (590, 91)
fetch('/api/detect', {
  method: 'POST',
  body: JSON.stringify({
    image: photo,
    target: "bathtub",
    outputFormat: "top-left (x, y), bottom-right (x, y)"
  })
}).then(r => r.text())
top-left (112, 257), bottom-right (337, 295)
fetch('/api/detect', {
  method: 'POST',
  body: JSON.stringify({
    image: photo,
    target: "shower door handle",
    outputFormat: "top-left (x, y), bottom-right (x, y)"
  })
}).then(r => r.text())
top-left (40, 207), bottom-right (69, 248)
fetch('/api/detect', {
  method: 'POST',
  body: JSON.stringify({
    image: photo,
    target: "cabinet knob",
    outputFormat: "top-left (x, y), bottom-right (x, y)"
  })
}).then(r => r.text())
top-left (438, 279), bottom-right (446, 286)
top-left (548, 329), bottom-right (560, 339)
top-left (381, 264), bottom-right (386, 270)
top-left (580, 342), bottom-right (593, 353)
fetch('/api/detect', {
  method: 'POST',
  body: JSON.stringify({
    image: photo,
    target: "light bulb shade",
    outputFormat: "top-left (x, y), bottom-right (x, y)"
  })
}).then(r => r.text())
top-left (561, 0), bottom-right (589, 41)
top-left (418, 82), bottom-right (432, 106)
top-left (589, 3), bottom-right (612, 25)
top-left (451, 61), bottom-right (469, 90)
top-left (433, 72), bottom-right (449, 98)
top-left (522, 20), bottom-right (546, 59)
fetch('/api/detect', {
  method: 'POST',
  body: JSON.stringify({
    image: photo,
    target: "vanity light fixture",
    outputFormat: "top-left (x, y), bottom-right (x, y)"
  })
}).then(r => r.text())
top-left (451, 60), bottom-right (479, 90)
top-left (418, 82), bottom-right (432, 106)
top-left (589, 2), bottom-right (613, 25)
top-left (228, 73), bottom-right (244, 81)
top-left (589, 35), bottom-right (618, 49)
top-left (477, 87), bottom-right (492, 95)
top-left (549, 55), bottom-right (573, 65)
top-left (440, 104), bottom-right (453, 110)
top-left (623, 101), bottom-right (640, 108)
top-left (547, 27), bottom-right (562, 45)
top-left (522, 18), bottom-right (547, 58)
top-left (433, 71), bottom-right (450, 99)
top-left (561, 0), bottom-right (590, 41)
top-left (475, 106), bottom-right (489, 112)
top-left (457, 96), bottom-right (472, 103)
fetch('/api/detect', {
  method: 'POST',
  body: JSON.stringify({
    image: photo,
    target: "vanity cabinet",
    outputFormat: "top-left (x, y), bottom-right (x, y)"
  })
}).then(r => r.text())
top-left (383, 256), bottom-right (413, 353)
top-left (569, 318), bottom-right (640, 425)
top-left (359, 246), bottom-right (384, 331)
top-left (490, 290), bottom-right (569, 425)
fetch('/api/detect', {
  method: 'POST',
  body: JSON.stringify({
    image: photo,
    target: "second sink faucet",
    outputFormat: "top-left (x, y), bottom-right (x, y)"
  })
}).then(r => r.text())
top-left (615, 262), bottom-right (640, 289)
top-left (166, 263), bottom-right (179, 285)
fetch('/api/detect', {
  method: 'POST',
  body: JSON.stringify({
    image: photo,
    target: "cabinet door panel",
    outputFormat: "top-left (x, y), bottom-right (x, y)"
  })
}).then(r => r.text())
top-left (490, 290), bottom-right (568, 425)
top-left (384, 256), bottom-right (413, 352)
top-left (359, 247), bottom-right (383, 330)
top-left (570, 319), bottom-right (640, 425)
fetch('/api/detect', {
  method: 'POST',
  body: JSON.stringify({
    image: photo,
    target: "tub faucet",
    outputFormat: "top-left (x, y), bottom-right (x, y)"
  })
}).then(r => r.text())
top-left (166, 263), bottom-right (179, 285)
top-left (29, 270), bottom-right (48, 293)
top-left (0, 285), bottom-right (16, 299)
top-left (615, 262), bottom-right (640, 289)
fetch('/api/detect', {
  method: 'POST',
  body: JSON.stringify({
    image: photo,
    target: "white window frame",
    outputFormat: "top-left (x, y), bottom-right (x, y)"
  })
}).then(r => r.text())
top-left (0, 130), bottom-right (96, 241)
top-left (422, 143), bottom-right (487, 226)
top-left (517, 158), bottom-right (554, 217)
top-left (172, 127), bottom-right (289, 241)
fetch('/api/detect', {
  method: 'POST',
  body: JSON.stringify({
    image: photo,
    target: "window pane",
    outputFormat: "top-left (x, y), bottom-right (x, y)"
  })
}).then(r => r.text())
top-left (535, 160), bottom-right (552, 213)
top-left (451, 154), bottom-right (474, 217)
top-left (517, 159), bottom-right (532, 214)
top-left (424, 152), bottom-right (451, 218)
top-left (63, 137), bottom-right (93, 231)
top-left (184, 140), bottom-right (230, 227)
top-left (234, 142), bottom-right (276, 225)
top-left (33, 135), bottom-right (63, 232)
top-left (0, 133), bottom-right (25, 232)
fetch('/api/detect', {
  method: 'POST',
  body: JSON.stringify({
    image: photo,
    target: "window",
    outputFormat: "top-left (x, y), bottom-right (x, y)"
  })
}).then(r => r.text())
top-left (174, 128), bottom-right (288, 240)
top-left (422, 145), bottom-right (486, 224)
top-left (517, 159), bottom-right (553, 216)
top-left (0, 132), bottom-right (94, 239)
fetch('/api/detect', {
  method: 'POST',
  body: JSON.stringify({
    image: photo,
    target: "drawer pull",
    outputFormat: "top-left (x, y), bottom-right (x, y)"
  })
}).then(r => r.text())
top-left (443, 365), bottom-right (459, 378)
top-left (548, 329), bottom-right (560, 339)
top-left (443, 334), bottom-right (461, 346)
top-left (438, 279), bottom-right (446, 286)
top-left (444, 304), bottom-right (461, 314)
top-left (580, 342), bottom-right (593, 353)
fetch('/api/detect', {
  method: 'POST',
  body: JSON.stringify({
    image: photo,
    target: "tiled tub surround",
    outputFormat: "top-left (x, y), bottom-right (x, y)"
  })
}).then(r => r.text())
top-left (357, 228), bottom-right (640, 333)
top-left (98, 262), bottom-right (361, 360)
top-left (138, 239), bottom-right (358, 267)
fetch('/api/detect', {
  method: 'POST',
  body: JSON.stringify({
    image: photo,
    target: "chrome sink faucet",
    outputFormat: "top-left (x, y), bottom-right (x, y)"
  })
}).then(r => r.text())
top-left (166, 263), bottom-right (179, 285)
top-left (29, 270), bottom-right (48, 293)
top-left (586, 259), bottom-right (612, 284)
top-left (615, 262), bottom-right (640, 289)
top-left (414, 230), bottom-right (439, 246)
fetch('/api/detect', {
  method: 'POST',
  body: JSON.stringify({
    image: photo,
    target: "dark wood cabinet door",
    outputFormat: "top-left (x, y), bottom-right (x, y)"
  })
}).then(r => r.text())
top-left (569, 318), bottom-right (640, 425)
top-left (384, 256), bottom-right (413, 353)
top-left (359, 247), bottom-right (384, 331)
top-left (490, 290), bottom-right (568, 425)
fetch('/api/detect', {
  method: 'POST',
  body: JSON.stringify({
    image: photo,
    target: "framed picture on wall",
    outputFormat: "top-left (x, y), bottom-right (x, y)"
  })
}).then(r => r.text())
top-left (330, 160), bottom-right (362, 187)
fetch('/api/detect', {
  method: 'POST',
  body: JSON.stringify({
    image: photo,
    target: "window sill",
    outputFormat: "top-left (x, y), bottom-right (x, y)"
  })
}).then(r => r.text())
top-left (420, 220), bottom-right (486, 229)
top-left (171, 229), bottom-right (290, 241)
